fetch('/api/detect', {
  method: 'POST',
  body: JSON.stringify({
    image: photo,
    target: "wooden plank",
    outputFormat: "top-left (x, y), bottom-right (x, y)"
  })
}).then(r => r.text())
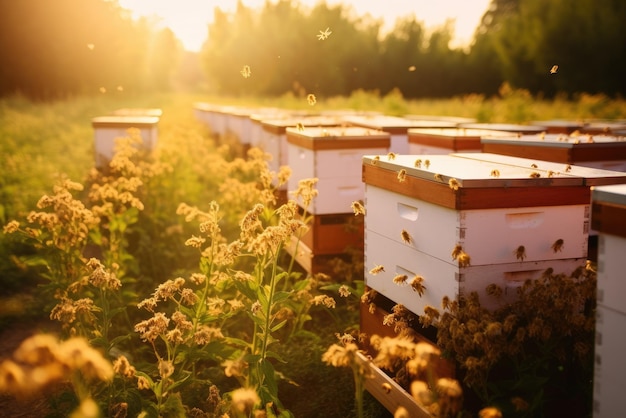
top-left (481, 142), bottom-right (573, 163)
top-left (356, 351), bottom-right (432, 418)
top-left (592, 202), bottom-right (626, 238)
top-left (408, 132), bottom-right (482, 151)
top-left (286, 127), bottom-right (390, 150)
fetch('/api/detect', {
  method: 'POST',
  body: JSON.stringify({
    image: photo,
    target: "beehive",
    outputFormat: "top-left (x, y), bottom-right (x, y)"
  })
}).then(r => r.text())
top-left (91, 115), bottom-right (159, 168)
top-left (582, 121), bottom-right (626, 135)
top-left (481, 133), bottom-right (626, 172)
top-left (530, 119), bottom-right (586, 134)
top-left (342, 115), bottom-right (457, 154)
top-left (592, 182), bottom-right (626, 418)
top-left (260, 116), bottom-right (343, 177)
top-left (287, 126), bottom-right (390, 215)
top-left (362, 153), bottom-right (591, 314)
top-left (192, 102), bottom-right (228, 136)
top-left (407, 128), bottom-right (510, 155)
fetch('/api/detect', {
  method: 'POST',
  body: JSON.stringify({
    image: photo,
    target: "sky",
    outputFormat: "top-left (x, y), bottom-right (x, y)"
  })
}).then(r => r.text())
top-left (118, 0), bottom-right (492, 52)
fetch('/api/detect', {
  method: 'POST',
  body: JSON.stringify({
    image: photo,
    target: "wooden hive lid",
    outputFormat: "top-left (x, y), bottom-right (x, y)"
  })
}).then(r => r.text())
top-left (591, 184), bottom-right (626, 237)
top-left (452, 152), bottom-right (626, 186)
top-left (286, 126), bottom-right (390, 150)
top-left (342, 115), bottom-right (457, 133)
top-left (407, 128), bottom-right (512, 151)
top-left (481, 133), bottom-right (626, 163)
top-left (91, 115), bottom-right (159, 128)
top-left (362, 153), bottom-right (589, 210)
top-left (261, 116), bottom-right (343, 134)
top-left (458, 122), bottom-right (545, 134)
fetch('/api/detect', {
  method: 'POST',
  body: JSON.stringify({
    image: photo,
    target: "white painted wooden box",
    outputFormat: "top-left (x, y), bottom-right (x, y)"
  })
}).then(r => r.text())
top-left (342, 115), bottom-right (457, 154)
top-left (481, 133), bottom-right (626, 172)
top-left (287, 127), bottom-right (390, 214)
top-left (362, 153), bottom-right (594, 313)
top-left (407, 128), bottom-right (511, 155)
top-left (592, 184), bottom-right (626, 314)
top-left (365, 229), bottom-right (585, 313)
top-left (91, 116), bottom-right (159, 168)
top-left (593, 304), bottom-right (626, 418)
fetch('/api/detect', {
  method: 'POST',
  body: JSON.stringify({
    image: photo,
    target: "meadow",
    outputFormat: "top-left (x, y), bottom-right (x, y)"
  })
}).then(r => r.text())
top-left (0, 88), bottom-right (622, 417)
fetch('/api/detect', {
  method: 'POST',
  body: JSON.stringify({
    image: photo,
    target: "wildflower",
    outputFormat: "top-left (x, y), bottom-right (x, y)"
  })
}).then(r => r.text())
top-left (312, 294), bottom-right (336, 308)
top-left (369, 265), bottom-right (385, 275)
top-left (321, 342), bottom-right (359, 368)
top-left (189, 273), bottom-right (207, 286)
top-left (158, 359), bottom-right (174, 379)
top-left (230, 387), bottom-right (260, 415)
top-left (436, 378), bottom-right (463, 416)
top-left (185, 235), bottom-right (206, 248)
top-left (194, 325), bottom-right (224, 345)
top-left (113, 355), bottom-right (136, 379)
top-left (137, 375), bottom-right (150, 390)
top-left (291, 178), bottom-right (318, 209)
top-left (135, 312), bottom-right (170, 343)
top-left (251, 301), bottom-right (262, 315)
top-left (351, 201), bottom-right (365, 216)
top-left (337, 285), bottom-right (351, 298)
top-left (411, 380), bottom-right (435, 406)
top-left (479, 407), bottom-right (503, 418)
top-left (2, 220), bottom-right (19, 234)
top-left (317, 27), bottom-right (332, 40)
top-left (307, 94), bottom-right (317, 105)
top-left (240, 65), bottom-right (251, 78)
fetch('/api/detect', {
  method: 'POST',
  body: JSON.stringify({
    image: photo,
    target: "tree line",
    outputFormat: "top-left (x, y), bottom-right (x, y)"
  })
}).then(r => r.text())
top-left (1, 0), bottom-right (625, 100)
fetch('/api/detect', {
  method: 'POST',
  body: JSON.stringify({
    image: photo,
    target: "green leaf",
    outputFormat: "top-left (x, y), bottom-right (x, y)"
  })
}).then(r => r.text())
top-left (270, 319), bottom-right (288, 333)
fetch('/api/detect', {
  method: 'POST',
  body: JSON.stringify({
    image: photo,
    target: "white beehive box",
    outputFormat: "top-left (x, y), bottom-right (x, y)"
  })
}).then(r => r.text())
top-left (362, 153), bottom-right (592, 314)
top-left (260, 116), bottom-right (343, 178)
top-left (593, 304), bottom-right (626, 418)
top-left (342, 115), bottom-right (457, 154)
top-left (481, 133), bottom-right (626, 172)
top-left (407, 128), bottom-right (511, 155)
top-left (592, 184), bottom-right (626, 314)
top-left (287, 126), bottom-right (390, 214)
top-left (91, 116), bottom-right (159, 168)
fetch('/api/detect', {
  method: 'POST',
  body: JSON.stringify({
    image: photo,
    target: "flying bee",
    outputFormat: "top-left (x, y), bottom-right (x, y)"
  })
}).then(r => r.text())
top-left (456, 252), bottom-right (471, 267)
top-left (448, 178), bottom-right (460, 190)
top-left (514, 245), bottom-right (526, 261)
top-left (410, 275), bottom-right (426, 296)
top-left (414, 158), bottom-right (422, 168)
top-left (424, 159), bottom-right (431, 169)
top-left (401, 229), bottom-right (413, 244)
top-left (393, 274), bottom-right (408, 285)
top-left (307, 93), bottom-right (316, 105)
top-left (317, 27), bottom-right (332, 40)
top-left (351, 201), bottom-right (365, 216)
top-left (490, 169), bottom-right (500, 178)
top-left (451, 244), bottom-right (463, 260)
top-left (550, 65), bottom-right (558, 74)
top-left (240, 65), bottom-right (252, 78)
top-left (369, 265), bottom-right (385, 275)
top-left (551, 238), bottom-right (564, 253)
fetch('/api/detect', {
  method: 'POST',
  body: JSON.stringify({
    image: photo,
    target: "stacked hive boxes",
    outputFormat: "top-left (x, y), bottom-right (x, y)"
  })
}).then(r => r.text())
top-left (284, 126), bottom-right (390, 274)
top-left (362, 153), bottom-right (593, 314)
top-left (91, 114), bottom-right (160, 169)
top-left (591, 184), bottom-right (626, 418)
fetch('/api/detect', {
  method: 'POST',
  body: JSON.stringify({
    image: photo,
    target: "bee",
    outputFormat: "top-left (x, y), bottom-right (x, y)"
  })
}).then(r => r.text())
top-left (369, 265), bottom-right (385, 275)
top-left (87, 43), bottom-right (95, 50)
top-left (530, 163), bottom-right (538, 169)
top-left (586, 135), bottom-right (594, 143)
top-left (317, 27), bottom-right (332, 40)
top-left (381, 382), bottom-right (393, 394)
top-left (451, 244), bottom-right (471, 267)
top-left (424, 159), bottom-right (431, 169)
top-left (401, 229), bottom-right (412, 244)
top-left (448, 178), bottom-right (460, 190)
top-left (397, 169), bottom-right (407, 182)
top-left (240, 65), bottom-right (252, 78)
top-left (490, 169), bottom-right (500, 178)
top-left (410, 275), bottom-right (426, 296)
top-left (371, 155), bottom-right (380, 165)
top-left (564, 164), bottom-right (572, 172)
top-left (296, 122), bottom-right (305, 131)
top-left (307, 93), bottom-right (317, 105)
top-left (351, 201), bottom-right (365, 216)
top-left (514, 245), bottom-right (526, 261)
top-left (451, 244), bottom-right (463, 260)
top-left (550, 65), bottom-right (558, 74)
top-left (539, 132), bottom-right (545, 140)
top-left (551, 238), bottom-right (564, 253)
top-left (414, 158), bottom-right (422, 168)
top-left (547, 170), bottom-right (556, 178)
top-left (434, 173), bottom-right (443, 181)
top-left (393, 274), bottom-right (408, 285)
top-left (387, 152), bottom-right (397, 160)
top-left (529, 171), bottom-right (541, 178)
top-left (408, 65), bottom-right (416, 72)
